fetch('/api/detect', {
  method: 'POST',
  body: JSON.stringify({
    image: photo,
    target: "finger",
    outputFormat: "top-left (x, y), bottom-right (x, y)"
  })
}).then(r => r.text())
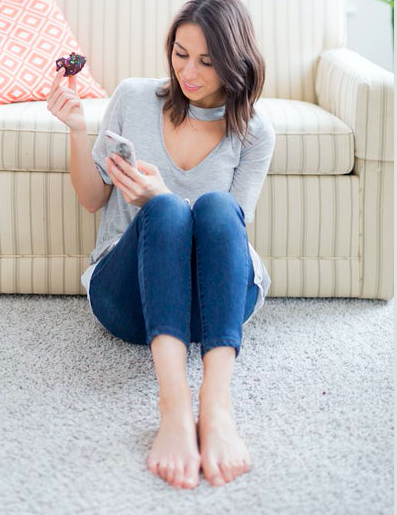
top-left (111, 153), bottom-right (147, 185)
top-left (48, 89), bottom-right (74, 111)
top-left (48, 84), bottom-right (76, 110)
top-left (106, 157), bottom-right (139, 191)
top-left (61, 98), bottom-right (81, 117)
top-left (108, 165), bottom-right (139, 203)
top-left (48, 67), bottom-right (65, 100)
top-left (53, 93), bottom-right (77, 113)
top-left (136, 159), bottom-right (157, 175)
top-left (68, 74), bottom-right (77, 92)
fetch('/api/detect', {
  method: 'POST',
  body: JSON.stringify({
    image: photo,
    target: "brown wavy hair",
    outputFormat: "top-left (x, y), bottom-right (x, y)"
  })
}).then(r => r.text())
top-left (156, 0), bottom-right (266, 145)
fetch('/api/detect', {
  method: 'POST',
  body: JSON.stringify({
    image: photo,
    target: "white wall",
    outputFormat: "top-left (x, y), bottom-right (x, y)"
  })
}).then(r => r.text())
top-left (345, 0), bottom-right (394, 72)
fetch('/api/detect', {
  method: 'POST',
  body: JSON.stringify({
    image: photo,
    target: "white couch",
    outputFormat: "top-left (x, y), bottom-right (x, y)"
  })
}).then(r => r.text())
top-left (0, 0), bottom-right (393, 299)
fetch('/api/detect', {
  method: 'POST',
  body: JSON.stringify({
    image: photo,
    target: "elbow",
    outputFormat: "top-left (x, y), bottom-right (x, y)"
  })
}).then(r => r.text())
top-left (78, 193), bottom-right (105, 214)
top-left (85, 197), bottom-right (107, 213)
top-left (86, 204), bottom-right (100, 214)
top-left (82, 200), bottom-right (99, 214)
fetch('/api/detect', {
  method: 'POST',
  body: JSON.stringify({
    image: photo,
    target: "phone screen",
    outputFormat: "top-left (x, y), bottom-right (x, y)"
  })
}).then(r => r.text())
top-left (113, 142), bottom-right (133, 163)
top-left (105, 131), bottom-right (137, 168)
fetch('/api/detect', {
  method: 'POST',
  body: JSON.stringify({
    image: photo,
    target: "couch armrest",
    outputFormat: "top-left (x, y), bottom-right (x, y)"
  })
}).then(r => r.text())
top-left (315, 48), bottom-right (394, 163)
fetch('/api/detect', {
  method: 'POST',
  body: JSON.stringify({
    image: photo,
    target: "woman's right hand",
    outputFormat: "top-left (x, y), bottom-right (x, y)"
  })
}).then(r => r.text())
top-left (46, 67), bottom-right (86, 132)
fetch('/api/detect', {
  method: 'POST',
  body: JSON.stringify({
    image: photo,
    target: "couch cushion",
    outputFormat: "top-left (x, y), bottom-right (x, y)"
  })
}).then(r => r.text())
top-left (256, 98), bottom-right (354, 175)
top-left (0, 97), bottom-right (353, 175)
top-left (0, 98), bottom-right (105, 172)
top-left (0, 0), bottom-right (106, 105)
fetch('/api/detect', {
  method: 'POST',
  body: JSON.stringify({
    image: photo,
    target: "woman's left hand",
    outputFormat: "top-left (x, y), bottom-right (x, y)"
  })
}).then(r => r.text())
top-left (105, 153), bottom-right (171, 208)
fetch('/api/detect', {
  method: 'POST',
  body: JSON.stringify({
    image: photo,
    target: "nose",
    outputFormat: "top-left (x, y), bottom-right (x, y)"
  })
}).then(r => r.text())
top-left (183, 59), bottom-right (199, 80)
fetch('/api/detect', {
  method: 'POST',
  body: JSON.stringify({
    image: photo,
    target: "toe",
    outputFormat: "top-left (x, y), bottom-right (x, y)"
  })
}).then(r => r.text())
top-left (230, 460), bottom-right (246, 479)
top-left (203, 459), bottom-right (225, 486)
top-left (243, 457), bottom-right (252, 473)
top-left (147, 457), bottom-right (159, 476)
top-left (234, 461), bottom-right (246, 477)
top-left (158, 461), bottom-right (168, 481)
top-left (219, 461), bottom-right (234, 483)
top-left (166, 463), bottom-right (176, 485)
top-left (182, 457), bottom-right (201, 489)
top-left (172, 461), bottom-right (185, 488)
top-left (211, 474), bottom-right (225, 486)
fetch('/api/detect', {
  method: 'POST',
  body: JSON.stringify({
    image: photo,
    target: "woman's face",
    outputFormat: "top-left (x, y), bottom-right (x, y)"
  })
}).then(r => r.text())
top-left (171, 23), bottom-right (226, 109)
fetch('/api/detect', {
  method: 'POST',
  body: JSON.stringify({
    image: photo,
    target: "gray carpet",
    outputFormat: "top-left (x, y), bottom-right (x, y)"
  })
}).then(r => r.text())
top-left (0, 294), bottom-right (393, 515)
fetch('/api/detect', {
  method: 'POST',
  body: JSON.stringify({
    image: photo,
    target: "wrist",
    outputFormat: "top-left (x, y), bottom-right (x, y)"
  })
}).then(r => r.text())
top-left (70, 126), bottom-right (87, 137)
top-left (159, 186), bottom-right (172, 195)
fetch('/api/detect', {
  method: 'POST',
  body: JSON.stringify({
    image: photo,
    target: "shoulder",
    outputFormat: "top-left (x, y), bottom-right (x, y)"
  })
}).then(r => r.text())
top-left (241, 102), bottom-right (276, 151)
top-left (249, 103), bottom-right (275, 139)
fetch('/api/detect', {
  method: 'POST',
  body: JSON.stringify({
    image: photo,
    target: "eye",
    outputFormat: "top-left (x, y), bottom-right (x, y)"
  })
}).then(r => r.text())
top-left (175, 52), bottom-right (212, 67)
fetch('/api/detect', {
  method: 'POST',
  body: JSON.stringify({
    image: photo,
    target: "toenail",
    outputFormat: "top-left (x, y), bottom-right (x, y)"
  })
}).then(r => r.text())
top-left (213, 476), bottom-right (224, 486)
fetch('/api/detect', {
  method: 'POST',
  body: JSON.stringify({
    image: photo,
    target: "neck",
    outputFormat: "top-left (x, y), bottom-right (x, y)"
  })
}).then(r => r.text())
top-left (189, 99), bottom-right (225, 109)
top-left (187, 102), bottom-right (226, 121)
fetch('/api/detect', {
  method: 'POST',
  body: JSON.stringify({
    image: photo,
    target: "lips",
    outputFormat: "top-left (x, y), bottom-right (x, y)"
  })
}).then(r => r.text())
top-left (182, 81), bottom-right (202, 92)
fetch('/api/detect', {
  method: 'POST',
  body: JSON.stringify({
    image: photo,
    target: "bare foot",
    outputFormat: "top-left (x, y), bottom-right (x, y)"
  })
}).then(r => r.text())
top-left (198, 389), bottom-right (252, 486)
top-left (146, 391), bottom-right (201, 489)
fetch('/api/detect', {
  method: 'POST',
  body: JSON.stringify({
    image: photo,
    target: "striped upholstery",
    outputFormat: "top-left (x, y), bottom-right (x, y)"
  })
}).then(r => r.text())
top-left (0, 170), bottom-right (361, 296)
top-left (316, 48), bottom-right (394, 162)
top-left (0, 0), bottom-right (394, 299)
top-left (0, 97), bottom-right (353, 175)
top-left (246, 173), bottom-right (361, 297)
top-left (257, 100), bottom-right (354, 175)
top-left (0, 99), bottom-right (99, 172)
top-left (55, 0), bottom-right (346, 102)
top-left (316, 48), bottom-right (394, 299)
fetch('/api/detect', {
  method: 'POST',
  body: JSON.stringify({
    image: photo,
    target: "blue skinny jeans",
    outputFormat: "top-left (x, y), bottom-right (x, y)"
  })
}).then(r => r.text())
top-left (89, 191), bottom-right (259, 359)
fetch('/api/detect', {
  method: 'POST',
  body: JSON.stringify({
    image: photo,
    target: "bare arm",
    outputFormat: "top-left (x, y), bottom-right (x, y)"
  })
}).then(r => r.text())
top-left (69, 128), bottom-right (113, 213)
top-left (47, 68), bottom-right (112, 213)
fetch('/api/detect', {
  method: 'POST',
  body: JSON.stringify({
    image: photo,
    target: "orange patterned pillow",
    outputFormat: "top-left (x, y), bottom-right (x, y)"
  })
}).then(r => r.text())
top-left (0, 0), bottom-right (107, 105)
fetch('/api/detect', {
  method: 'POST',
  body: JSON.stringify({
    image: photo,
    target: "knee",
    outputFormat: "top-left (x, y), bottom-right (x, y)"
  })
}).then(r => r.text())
top-left (141, 192), bottom-right (191, 222)
top-left (192, 191), bottom-right (244, 227)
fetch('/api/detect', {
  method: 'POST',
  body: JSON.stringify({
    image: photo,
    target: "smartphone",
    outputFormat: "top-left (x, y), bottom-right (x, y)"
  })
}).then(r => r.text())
top-left (104, 129), bottom-right (138, 169)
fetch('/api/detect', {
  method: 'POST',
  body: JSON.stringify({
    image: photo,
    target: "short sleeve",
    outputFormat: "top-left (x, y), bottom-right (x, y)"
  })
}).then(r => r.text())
top-left (91, 80), bottom-right (126, 185)
top-left (229, 114), bottom-right (276, 223)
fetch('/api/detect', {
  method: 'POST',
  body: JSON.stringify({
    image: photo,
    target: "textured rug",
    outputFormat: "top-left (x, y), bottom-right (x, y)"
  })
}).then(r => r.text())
top-left (0, 294), bottom-right (394, 515)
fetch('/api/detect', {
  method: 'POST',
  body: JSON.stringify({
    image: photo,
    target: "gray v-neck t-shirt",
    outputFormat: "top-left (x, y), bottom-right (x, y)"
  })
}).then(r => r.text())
top-left (81, 76), bottom-right (276, 324)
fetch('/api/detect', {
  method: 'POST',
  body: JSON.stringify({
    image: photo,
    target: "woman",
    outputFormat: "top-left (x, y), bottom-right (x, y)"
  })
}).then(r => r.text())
top-left (47, 0), bottom-right (275, 490)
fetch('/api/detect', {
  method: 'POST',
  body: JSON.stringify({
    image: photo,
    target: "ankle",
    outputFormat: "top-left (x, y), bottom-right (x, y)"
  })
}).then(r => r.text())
top-left (198, 384), bottom-right (232, 411)
top-left (158, 383), bottom-right (192, 414)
